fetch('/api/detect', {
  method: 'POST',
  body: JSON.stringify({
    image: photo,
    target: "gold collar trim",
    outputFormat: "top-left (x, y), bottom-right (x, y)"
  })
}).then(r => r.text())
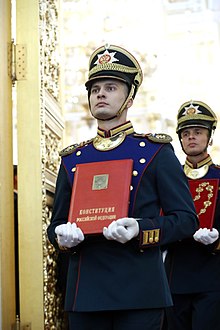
top-left (185, 155), bottom-right (213, 169)
top-left (184, 155), bottom-right (213, 179)
top-left (97, 121), bottom-right (134, 138)
top-left (184, 164), bottom-right (209, 179)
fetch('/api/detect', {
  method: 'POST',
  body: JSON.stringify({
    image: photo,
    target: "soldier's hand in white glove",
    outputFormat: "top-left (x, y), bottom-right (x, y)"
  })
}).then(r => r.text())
top-left (193, 227), bottom-right (219, 245)
top-left (103, 217), bottom-right (139, 244)
top-left (55, 222), bottom-right (84, 248)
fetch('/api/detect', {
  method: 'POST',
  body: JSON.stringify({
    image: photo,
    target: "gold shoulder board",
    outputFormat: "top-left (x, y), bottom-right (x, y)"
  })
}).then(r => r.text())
top-left (59, 143), bottom-right (79, 157)
top-left (59, 139), bottom-right (94, 157)
top-left (146, 133), bottom-right (172, 143)
top-left (133, 133), bottom-right (146, 138)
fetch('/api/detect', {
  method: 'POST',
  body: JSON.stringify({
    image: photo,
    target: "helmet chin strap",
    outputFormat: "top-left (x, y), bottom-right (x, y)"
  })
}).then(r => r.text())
top-left (90, 84), bottom-right (135, 121)
top-left (208, 129), bottom-right (215, 146)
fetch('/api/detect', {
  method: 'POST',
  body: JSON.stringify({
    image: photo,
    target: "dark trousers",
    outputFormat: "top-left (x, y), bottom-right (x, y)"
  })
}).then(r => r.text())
top-left (165, 291), bottom-right (220, 330)
top-left (68, 308), bottom-right (164, 330)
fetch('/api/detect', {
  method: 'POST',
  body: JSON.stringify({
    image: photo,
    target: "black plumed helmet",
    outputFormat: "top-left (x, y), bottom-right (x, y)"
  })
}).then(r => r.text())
top-left (85, 44), bottom-right (143, 99)
top-left (176, 100), bottom-right (217, 135)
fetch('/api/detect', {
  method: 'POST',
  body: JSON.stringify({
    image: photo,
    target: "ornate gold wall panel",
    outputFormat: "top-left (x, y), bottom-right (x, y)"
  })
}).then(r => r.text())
top-left (40, 1), bottom-right (65, 329)
top-left (15, 0), bottom-right (65, 328)
top-left (43, 90), bottom-right (65, 329)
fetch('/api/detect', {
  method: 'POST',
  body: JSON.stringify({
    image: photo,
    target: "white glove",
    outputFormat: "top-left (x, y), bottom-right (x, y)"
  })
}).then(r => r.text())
top-left (103, 217), bottom-right (139, 244)
top-left (193, 227), bottom-right (219, 245)
top-left (55, 222), bottom-right (84, 248)
top-left (162, 250), bottom-right (168, 263)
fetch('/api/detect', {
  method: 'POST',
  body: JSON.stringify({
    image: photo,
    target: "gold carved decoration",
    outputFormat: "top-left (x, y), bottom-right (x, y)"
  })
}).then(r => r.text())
top-left (39, 0), bottom-right (60, 101)
top-left (39, 0), bottom-right (64, 327)
top-left (41, 88), bottom-right (65, 328)
top-left (43, 205), bottom-right (67, 330)
top-left (45, 127), bottom-right (61, 173)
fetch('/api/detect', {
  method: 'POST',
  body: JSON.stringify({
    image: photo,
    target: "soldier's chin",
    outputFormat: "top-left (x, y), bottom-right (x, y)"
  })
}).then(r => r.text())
top-left (92, 111), bottom-right (115, 121)
top-left (187, 149), bottom-right (203, 156)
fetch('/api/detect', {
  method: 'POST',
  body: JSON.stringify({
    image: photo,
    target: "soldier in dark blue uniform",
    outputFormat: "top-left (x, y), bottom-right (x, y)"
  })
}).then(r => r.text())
top-left (164, 100), bottom-right (220, 330)
top-left (47, 45), bottom-right (198, 330)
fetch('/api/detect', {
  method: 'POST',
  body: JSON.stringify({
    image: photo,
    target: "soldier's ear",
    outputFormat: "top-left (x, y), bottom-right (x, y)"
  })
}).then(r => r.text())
top-left (127, 98), bottom-right (133, 108)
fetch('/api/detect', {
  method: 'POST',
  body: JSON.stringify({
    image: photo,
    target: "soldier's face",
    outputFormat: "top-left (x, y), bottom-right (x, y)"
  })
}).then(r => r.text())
top-left (181, 127), bottom-right (209, 156)
top-left (89, 79), bottom-right (129, 120)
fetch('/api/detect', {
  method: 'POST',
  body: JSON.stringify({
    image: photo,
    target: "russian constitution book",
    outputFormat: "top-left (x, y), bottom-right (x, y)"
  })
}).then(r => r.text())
top-left (188, 178), bottom-right (219, 229)
top-left (68, 159), bottom-right (133, 234)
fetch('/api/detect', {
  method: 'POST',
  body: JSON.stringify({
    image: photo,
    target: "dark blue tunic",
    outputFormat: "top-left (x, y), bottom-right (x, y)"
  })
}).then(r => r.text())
top-left (165, 159), bottom-right (220, 293)
top-left (47, 124), bottom-right (198, 312)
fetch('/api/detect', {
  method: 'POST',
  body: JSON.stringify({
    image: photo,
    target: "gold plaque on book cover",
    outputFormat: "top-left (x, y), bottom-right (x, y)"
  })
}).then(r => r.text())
top-left (68, 159), bottom-right (133, 234)
top-left (92, 174), bottom-right (109, 190)
top-left (188, 178), bottom-right (219, 229)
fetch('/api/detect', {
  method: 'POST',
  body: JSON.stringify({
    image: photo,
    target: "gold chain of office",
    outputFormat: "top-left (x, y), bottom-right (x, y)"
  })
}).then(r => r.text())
top-left (193, 182), bottom-right (213, 215)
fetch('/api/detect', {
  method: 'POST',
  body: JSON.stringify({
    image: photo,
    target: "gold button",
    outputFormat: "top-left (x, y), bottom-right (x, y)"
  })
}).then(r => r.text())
top-left (71, 167), bottom-right (76, 172)
top-left (76, 151), bottom-right (81, 156)
top-left (130, 185), bottom-right (133, 191)
top-left (139, 158), bottom-right (146, 164)
top-left (133, 170), bottom-right (138, 176)
top-left (139, 141), bottom-right (146, 147)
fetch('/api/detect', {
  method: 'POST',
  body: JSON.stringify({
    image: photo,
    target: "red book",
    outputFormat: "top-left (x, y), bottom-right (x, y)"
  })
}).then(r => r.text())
top-left (68, 159), bottom-right (133, 234)
top-left (188, 178), bottom-right (219, 229)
